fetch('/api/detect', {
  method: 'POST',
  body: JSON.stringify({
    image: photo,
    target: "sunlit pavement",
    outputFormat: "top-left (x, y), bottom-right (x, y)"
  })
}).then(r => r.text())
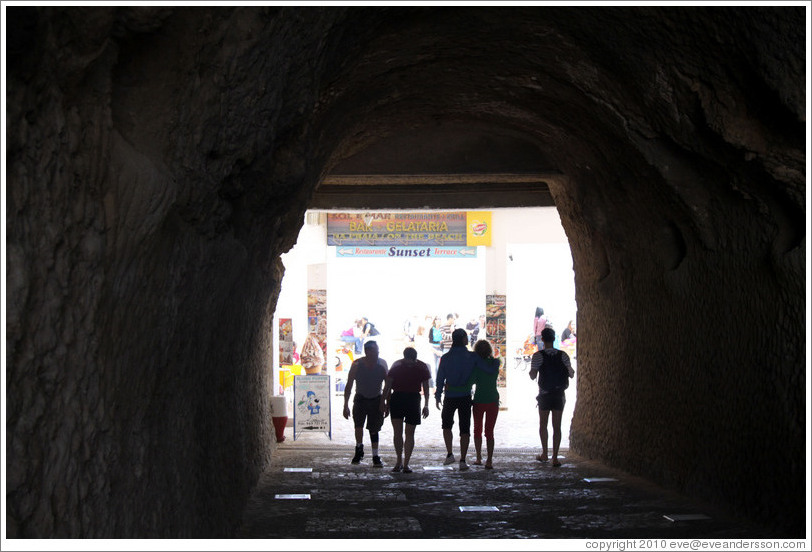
top-left (241, 363), bottom-right (775, 540)
top-left (281, 360), bottom-right (574, 451)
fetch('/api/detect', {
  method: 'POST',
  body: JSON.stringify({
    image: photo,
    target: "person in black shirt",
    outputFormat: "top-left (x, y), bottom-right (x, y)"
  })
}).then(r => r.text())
top-left (529, 328), bottom-right (574, 467)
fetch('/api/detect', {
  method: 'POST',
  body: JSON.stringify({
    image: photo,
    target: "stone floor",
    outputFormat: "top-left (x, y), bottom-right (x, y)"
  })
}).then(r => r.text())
top-left (247, 362), bottom-right (799, 543)
top-left (237, 443), bottom-right (778, 542)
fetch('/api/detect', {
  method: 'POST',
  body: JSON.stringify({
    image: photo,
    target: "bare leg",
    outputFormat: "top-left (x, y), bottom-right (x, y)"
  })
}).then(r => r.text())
top-left (369, 430), bottom-right (379, 454)
top-left (472, 404), bottom-right (483, 464)
top-left (459, 433), bottom-right (470, 463)
top-left (404, 424), bottom-right (416, 468)
top-left (355, 426), bottom-right (364, 445)
top-left (443, 429), bottom-right (454, 456)
top-left (551, 410), bottom-right (563, 465)
top-left (538, 410), bottom-right (550, 461)
top-left (485, 405), bottom-right (497, 467)
top-left (391, 418), bottom-right (404, 467)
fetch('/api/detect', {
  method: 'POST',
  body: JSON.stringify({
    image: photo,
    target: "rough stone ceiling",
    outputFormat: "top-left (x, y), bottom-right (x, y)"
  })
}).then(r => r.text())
top-left (307, 6), bottom-right (805, 212)
top-left (317, 122), bottom-right (559, 208)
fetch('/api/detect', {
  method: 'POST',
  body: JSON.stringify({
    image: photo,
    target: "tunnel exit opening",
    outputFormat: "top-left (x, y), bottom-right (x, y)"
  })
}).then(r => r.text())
top-left (271, 206), bottom-right (578, 452)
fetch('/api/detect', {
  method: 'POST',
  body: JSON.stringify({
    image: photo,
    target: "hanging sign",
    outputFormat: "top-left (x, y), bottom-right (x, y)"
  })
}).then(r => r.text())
top-left (293, 375), bottom-right (331, 440)
top-left (327, 212), bottom-right (473, 246)
top-left (466, 211), bottom-right (492, 247)
top-left (336, 245), bottom-right (477, 258)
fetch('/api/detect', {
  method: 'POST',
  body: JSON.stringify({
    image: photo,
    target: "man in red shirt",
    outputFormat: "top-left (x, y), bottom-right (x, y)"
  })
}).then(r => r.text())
top-left (379, 347), bottom-right (431, 473)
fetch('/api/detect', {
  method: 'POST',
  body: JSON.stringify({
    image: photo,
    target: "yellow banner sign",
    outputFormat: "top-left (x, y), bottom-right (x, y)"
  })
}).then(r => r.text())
top-left (466, 211), bottom-right (492, 247)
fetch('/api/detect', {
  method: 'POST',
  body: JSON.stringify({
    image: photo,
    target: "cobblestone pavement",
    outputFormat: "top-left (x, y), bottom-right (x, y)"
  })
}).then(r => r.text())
top-left (237, 443), bottom-right (773, 542)
top-left (247, 364), bottom-right (784, 542)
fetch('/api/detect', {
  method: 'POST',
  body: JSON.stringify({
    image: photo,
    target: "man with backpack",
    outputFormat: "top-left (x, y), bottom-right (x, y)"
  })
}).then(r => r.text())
top-left (529, 327), bottom-right (575, 467)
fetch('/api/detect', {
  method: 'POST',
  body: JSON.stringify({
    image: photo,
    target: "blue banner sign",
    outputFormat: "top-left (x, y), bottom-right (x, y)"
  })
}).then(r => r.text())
top-left (336, 246), bottom-right (477, 259)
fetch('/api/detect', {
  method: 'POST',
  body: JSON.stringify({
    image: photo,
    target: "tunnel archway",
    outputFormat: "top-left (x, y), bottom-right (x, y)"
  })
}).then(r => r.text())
top-left (273, 205), bottom-right (579, 453)
top-left (4, 6), bottom-right (806, 538)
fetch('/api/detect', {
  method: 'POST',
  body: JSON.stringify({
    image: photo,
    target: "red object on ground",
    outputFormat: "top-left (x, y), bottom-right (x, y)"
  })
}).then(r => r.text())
top-left (272, 416), bottom-right (287, 442)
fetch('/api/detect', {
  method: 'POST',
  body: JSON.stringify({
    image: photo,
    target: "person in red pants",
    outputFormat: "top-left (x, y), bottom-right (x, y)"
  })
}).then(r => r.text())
top-left (471, 340), bottom-right (501, 469)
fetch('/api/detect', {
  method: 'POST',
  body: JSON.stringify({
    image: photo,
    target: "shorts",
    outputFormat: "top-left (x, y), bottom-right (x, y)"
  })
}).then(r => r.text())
top-left (440, 395), bottom-right (473, 435)
top-left (390, 391), bottom-right (422, 426)
top-left (353, 395), bottom-right (384, 432)
top-left (537, 391), bottom-right (566, 411)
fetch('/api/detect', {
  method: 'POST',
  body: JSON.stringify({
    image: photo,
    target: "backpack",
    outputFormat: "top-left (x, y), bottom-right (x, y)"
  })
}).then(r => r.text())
top-left (539, 350), bottom-right (568, 393)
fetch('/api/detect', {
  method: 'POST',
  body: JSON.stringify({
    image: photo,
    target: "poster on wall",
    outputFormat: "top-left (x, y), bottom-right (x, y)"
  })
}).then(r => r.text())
top-left (486, 294), bottom-right (507, 388)
top-left (307, 289), bottom-right (328, 373)
top-left (279, 318), bottom-right (294, 366)
top-left (293, 375), bottom-right (331, 440)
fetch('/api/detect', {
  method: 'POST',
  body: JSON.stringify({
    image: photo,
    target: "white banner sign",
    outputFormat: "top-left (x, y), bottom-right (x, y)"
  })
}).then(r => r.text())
top-left (293, 375), bottom-right (331, 439)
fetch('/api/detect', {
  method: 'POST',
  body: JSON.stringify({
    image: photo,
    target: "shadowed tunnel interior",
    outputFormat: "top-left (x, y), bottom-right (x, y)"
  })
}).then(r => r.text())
top-left (4, 6), bottom-right (807, 538)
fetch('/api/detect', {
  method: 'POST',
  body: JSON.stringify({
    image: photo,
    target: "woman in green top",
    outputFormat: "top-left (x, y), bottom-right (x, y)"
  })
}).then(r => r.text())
top-left (471, 340), bottom-right (501, 469)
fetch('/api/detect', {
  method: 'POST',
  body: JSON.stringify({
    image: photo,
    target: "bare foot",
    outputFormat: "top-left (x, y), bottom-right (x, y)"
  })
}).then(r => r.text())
top-left (472, 459), bottom-right (482, 465)
top-left (536, 453), bottom-right (548, 462)
top-left (551, 459), bottom-right (561, 467)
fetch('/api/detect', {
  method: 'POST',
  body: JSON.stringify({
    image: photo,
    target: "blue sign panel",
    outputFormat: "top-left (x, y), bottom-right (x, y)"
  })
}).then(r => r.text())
top-left (335, 246), bottom-right (478, 259)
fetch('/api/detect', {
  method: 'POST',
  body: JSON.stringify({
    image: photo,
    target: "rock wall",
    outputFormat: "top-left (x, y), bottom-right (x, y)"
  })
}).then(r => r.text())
top-left (5, 6), bottom-right (805, 537)
top-left (5, 7), bottom-right (325, 537)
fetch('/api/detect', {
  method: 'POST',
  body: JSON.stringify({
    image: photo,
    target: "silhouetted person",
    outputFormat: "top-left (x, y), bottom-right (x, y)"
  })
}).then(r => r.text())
top-left (471, 339), bottom-right (501, 469)
top-left (343, 340), bottom-right (388, 467)
top-left (380, 347), bottom-right (431, 473)
top-left (434, 328), bottom-right (477, 470)
top-left (529, 327), bottom-right (574, 467)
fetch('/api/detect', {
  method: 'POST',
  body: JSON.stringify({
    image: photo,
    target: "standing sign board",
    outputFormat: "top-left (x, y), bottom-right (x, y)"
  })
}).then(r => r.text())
top-left (293, 375), bottom-right (332, 440)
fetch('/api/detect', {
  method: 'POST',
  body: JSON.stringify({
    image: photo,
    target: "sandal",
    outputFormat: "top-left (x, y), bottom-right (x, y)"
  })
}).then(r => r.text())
top-left (485, 462), bottom-right (493, 470)
top-left (536, 454), bottom-right (548, 462)
top-left (551, 460), bottom-right (561, 467)
top-left (472, 460), bottom-right (483, 466)
top-left (391, 465), bottom-right (402, 473)
top-left (402, 466), bottom-right (413, 474)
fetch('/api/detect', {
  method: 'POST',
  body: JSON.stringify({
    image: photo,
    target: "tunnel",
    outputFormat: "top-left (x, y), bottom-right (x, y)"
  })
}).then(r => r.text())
top-left (3, 6), bottom-right (807, 539)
